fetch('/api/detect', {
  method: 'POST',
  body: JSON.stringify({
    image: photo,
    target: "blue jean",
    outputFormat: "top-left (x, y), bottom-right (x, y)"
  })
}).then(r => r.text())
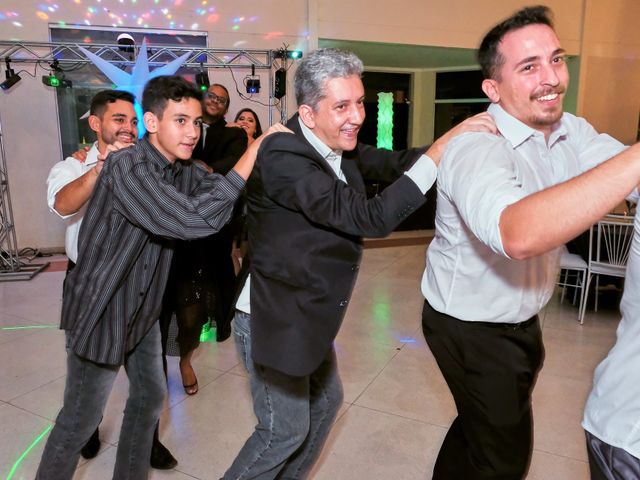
top-left (36, 322), bottom-right (167, 480)
top-left (224, 311), bottom-right (343, 480)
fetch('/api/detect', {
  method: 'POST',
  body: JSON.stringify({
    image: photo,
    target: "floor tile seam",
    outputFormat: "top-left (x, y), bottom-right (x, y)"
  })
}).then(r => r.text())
top-left (186, 362), bottom-right (236, 376)
top-left (346, 402), bottom-right (450, 430)
top-left (3, 400), bottom-right (57, 425)
top-left (169, 365), bottom-right (230, 393)
top-left (345, 343), bottom-right (406, 406)
top-left (164, 370), bottom-right (240, 409)
top-left (6, 371), bottom-right (67, 405)
top-left (532, 445), bottom-right (589, 463)
top-left (540, 326), bottom-right (618, 339)
top-left (225, 369), bottom-right (249, 380)
top-left (535, 369), bottom-right (595, 387)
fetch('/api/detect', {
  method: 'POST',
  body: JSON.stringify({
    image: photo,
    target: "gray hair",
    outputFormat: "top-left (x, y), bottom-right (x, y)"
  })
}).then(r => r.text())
top-left (294, 48), bottom-right (363, 110)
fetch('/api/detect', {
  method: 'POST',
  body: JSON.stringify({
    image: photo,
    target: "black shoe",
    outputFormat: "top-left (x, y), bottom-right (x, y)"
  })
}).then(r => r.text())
top-left (216, 324), bottom-right (231, 342)
top-left (80, 427), bottom-right (101, 459)
top-left (150, 439), bottom-right (178, 470)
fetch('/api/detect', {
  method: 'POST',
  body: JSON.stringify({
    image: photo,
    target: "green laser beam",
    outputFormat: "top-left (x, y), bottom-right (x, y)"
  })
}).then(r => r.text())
top-left (6, 424), bottom-right (52, 480)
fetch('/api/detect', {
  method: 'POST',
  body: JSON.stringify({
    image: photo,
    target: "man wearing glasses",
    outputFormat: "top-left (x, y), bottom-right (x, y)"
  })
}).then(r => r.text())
top-left (193, 83), bottom-right (248, 174)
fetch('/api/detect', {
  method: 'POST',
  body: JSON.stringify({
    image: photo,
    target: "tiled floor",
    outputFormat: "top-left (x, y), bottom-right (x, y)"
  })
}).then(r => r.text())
top-left (0, 245), bottom-right (621, 479)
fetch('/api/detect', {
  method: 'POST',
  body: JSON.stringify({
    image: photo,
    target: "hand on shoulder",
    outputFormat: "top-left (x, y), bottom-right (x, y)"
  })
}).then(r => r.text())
top-left (427, 112), bottom-right (498, 166)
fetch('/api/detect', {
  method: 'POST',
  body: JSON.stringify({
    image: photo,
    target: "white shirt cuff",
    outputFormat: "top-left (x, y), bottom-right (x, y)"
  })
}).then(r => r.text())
top-left (403, 154), bottom-right (437, 194)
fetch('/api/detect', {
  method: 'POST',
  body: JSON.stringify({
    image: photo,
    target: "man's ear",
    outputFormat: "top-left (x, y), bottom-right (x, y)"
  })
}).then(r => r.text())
top-left (144, 111), bottom-right (158, 134)
top-left (482, 79), bottom-right (500, 103)
top-left (88, 115), bottom-right (101, 134)
top-left (298, 104), bottom-right (315, 129)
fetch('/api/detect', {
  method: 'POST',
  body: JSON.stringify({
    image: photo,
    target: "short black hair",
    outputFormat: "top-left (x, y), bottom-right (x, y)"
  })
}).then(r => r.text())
top-left (90, 89), bottom-right (135, 118)
top-left (478, 5), bottom-right (554, 80)
top-left (209, 83), bottom-right (231, 111)
top-left (142, 75), bottom-right (202, 119)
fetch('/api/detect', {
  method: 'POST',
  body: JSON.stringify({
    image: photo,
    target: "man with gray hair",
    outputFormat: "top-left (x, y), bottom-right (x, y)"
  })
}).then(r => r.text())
top-left (222, 48), bottom-right (495, 479)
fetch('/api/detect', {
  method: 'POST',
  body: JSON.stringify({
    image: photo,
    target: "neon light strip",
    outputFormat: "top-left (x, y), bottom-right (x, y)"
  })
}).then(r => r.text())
top-left (6, 424), bottom-right (53, 480)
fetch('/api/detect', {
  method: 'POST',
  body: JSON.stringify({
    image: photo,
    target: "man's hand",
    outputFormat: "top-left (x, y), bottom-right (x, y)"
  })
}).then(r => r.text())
top-left (96, 141), bottom-right (134, 174)
top-left (71, 146), bottom-right (91, 163)
top-left (426, 112), bottom-right (497, 166)
top-left (251, 123), bottom-right (292, 150)
top-left (232, 123), bottom-right (293, 180)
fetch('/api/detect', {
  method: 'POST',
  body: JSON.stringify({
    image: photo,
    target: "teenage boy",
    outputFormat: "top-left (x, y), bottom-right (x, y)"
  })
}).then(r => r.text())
top-left (36, 75), bottom-right (286, 480)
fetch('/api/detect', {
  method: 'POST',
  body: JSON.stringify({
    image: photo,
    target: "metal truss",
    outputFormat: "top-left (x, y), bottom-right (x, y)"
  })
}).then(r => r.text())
top-left (0, 109), bottom-right (48, 281)
top-left (0, 40), bottom-right (274, 70)
top-left (0, 40), bottom-right (293, 281)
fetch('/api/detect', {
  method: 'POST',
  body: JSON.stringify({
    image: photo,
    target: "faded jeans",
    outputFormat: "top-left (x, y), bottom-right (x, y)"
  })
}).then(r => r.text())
top-left (36, 322), bottom-right (166, 480)
top-left (224, 310), bottom-right (343, 480)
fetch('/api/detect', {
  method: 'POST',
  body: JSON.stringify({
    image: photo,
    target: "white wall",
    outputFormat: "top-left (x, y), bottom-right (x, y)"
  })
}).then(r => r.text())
top-left (577, 0), bottom-right (640, 144)
top-left (317, 0), bottom-right (584, 55)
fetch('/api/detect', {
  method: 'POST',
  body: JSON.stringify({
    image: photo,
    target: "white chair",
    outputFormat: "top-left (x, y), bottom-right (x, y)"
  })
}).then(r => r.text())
top-left (579, 215), bottom-right (634, 324)
top-left (557, 246), bottom-right (588, 320)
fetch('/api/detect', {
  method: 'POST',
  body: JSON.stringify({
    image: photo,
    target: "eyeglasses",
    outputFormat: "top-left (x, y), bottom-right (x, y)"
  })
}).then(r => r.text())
top-left (205, 92), bottom-right (228, 106)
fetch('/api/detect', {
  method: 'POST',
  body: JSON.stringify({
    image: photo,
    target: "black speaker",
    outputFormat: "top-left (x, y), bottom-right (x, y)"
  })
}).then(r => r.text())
top-left (274, 68), bottom-right (286, 99)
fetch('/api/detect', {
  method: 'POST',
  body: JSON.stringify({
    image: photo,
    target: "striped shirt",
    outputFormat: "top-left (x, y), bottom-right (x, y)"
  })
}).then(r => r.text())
top-left (61, 137), bottom-right (245, 365)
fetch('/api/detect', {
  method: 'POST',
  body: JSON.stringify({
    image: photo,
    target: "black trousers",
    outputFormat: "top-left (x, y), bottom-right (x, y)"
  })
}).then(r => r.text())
top-left (586, 430), bottom-right (640, 480)
top-left (422, 301), bottom-right (544, 480)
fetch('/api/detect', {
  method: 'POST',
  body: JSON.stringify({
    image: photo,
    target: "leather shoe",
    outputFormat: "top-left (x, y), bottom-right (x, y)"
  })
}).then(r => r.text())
top-left (150, 438), bottom-right (178, 470)
top-left (80, 427), bottom-right (101, 459)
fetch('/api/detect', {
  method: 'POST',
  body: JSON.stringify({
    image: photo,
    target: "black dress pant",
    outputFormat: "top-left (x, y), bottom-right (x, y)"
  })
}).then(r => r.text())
top-left (422, 301), bottom-right (544, 480)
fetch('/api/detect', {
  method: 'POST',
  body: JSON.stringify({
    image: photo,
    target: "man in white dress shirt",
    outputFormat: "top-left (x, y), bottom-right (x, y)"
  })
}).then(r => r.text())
top-left (47, 90), bottom-right (137, 268)
top-left (583, 200), bottom-right (640, 478)
top-left (421, 6), bottom-right (640, 479)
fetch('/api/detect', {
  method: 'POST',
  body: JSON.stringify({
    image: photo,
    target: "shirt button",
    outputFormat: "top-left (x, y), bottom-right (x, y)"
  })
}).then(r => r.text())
top-left (351, 265), bottom-right (359, 271)
top-left (339, 300), bottom-right (348, 307)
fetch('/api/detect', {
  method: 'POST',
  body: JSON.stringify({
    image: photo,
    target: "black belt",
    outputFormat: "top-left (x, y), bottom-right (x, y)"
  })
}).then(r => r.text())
top-left (471, 315), bottom-right (538, 331)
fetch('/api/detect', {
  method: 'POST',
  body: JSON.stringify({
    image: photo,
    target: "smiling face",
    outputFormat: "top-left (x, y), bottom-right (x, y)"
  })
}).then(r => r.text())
top-left (90, 99), bottom-right (138, 151)
top-left (236, 110), bottom-right (258, 138)
top-left (482, 23), bottom-right (569, 137)
top-left (203, 84), bottom-right (229, 122)
top-left (299, 75), bottom-right (365, 153)
top-left (144, 97), bottom-right (202, 163)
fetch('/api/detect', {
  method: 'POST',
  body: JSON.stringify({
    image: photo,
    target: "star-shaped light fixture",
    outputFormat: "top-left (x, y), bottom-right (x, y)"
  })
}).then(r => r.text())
top-left (79, 39), bottom-right (191, 137)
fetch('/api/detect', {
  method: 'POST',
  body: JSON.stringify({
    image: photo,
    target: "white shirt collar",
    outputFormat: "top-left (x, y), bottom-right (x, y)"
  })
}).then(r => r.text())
top-left (298, 117), bottom-right (345, 181)
top-left (85, 142), bottom-right (100, 167)
top-left (488, 103), bottom-right (567, 148)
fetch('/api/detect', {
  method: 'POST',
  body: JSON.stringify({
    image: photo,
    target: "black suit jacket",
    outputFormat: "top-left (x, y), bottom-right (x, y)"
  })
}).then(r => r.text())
top-left (245, 114), bottom-right (427, 376)
top-left (192, 118), bottom-right (247, 174)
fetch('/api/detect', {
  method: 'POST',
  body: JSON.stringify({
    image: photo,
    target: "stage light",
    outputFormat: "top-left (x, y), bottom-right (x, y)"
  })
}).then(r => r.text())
top-left (41, 61), bottom-right (72, 88)
top-left (195, 71), bottom-right (210, 92)
top-left (273, 49), bottom-right (303, 60)
top-left (195, 63), bottom-right (209, 92)
top-left (0, 59), bottom-right (21, 91)
top-left (274, 67), bottom-right (286, 99)
top-left (245, 64), bottom-right (260, 94)
top-left (246, 78), bottom-right (260, 94)
top-left (42, 74), bottom-right (61, 87)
